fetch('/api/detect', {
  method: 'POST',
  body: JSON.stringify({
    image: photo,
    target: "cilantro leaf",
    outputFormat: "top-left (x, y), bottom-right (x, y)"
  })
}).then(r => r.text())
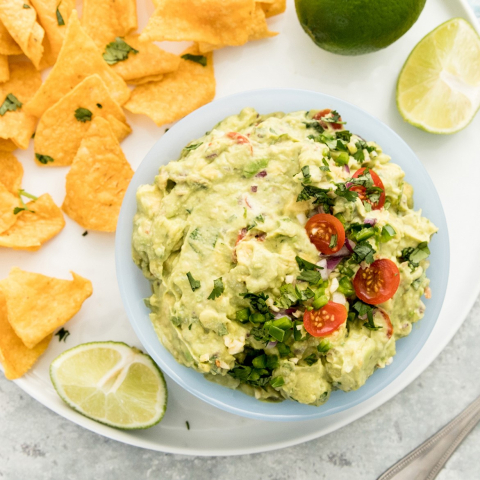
top-left (352, 301), bottom-right (382, 331)
top-left (301, 165), bottom-right (311, 182)
top-left (181, 54), bottom-right (207, 67)
top-left (336, 139), bottom-right (348, 152)
top-left (74, 108), bottom-right (93, 123)
top-left (320, 110), bottom-right (345, 124)
top-left (297, 269), bottom-right (322, 285)
top-left (0, 94), bottom-right (22, 116)
top-left (55, 327), bottom-right (70, 342)
top-left (336, 130), bottom-right (352, 142)
top-left (352, 241), bottom-right (376, 264)
top-left (295, 256), bottom-right (321, 271)
top-left (303, 353), bottom-right (318, 366)
top-left (103, 37), bottom-right (139, 65)
top-left (56, 7), bottom-right (65, 26)
top-left (335, 182), bottom-right (358, 202)
top-left (320, 158), bottom-right (330, 172)
top-left (304, 120), bottom-right (325, 133)
top-left (296, 184), bottom-right (334, 213)
top-left (329, 234), bottom-right (337, 249)
top-left (275, 284), bottom-right (299, 309)
top-left (186, 272), bottom-right (201, 291)
top-left (208, 278), bottom-right (224, 300)
top-left (400, 242), bottom-right (430, 270)
top-left (35, 153), bottom-right (54, 164)
top-left (240, 292), bottom-right (270, 314)
top-left (184, 142), bottom-right (203, 151)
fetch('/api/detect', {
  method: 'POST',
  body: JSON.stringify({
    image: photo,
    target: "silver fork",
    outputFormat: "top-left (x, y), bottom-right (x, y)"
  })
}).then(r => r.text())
top-left (377, 395), bottom-right (480, 480)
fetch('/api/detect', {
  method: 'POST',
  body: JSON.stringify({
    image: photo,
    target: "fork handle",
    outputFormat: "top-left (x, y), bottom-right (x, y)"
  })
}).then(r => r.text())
top-left (377, 395), bottom-right (480, 480)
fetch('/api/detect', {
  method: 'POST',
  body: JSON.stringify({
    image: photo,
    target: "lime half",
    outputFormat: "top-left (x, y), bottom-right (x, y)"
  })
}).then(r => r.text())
top-left (397, 18), bottom-right (480, 134)
top-left (50, 342), bottom-right (167, 429)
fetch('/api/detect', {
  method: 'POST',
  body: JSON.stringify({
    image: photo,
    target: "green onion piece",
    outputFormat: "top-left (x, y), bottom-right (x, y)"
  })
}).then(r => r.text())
top-left (355, 228), bottom-right (376, 242)
top-left (312, 294), bottom-right (328, 310)
top-left (317, 340), bottom-right (331, 353)
top-left (270, 376), bottom-right (285, 388)
top-left (235, 308), bottom-right (250, 323)
top-left (252, 354), bottom-right (267, 369)
top-left (268, 325), bottom-right (285, 342)
top-left (266, 354), bottom-right (279, 370)
top-left (272, 316), bottom-right (292, 330)
top-left (293, 320), bottom-right (304, 341)
top-left (249, 312), bottom-right (266, 324)
top-left (380, 224), bottom-right (396, 242)
top-left (276, 343), bottom-right (291, 357)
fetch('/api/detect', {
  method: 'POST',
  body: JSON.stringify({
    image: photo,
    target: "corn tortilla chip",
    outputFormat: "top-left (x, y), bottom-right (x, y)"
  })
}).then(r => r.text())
top-left (0, 152), bottom-right (23, 194)
top-left (140, 0), bottom-right (255, 46)
top-left (258, 0), bottom-right (286, 17)
top-left (128, 74), bottom-right (164, 85)
top-left (31, 0), bottom-right (74, 64)
top-left (0, 139), bottom-right (16, 152)
top-left (125, 46), bottom-right (215, 126)
top-left (0, 292), bottom-right (51, 380)
top-left (0, 54), bottom-right (8, 83)
top-left (25, 11), bottom-right (130, 118)
top-left (0, 193), bottom-right (65, 251)
top-left (110, 34), bottom-right (180, 84)
top-left (0, 182), bottom-right (20, 233)
top-left (249, 3), bottom-right (277, 40)
top-left (34, 74), bottom-right (131, 167)
top-left (0, 0), bottom-right (45, 69)
top-left (62, 117), bottom-right (133, 232)
top-left (0, 19), bottom-right (22, 55)
top-left (0, 62), bottom-right (41, 149)
top-left (82, 0), bottom-right (137, 48)
top-left (0, 267), bottom-right (92, 349)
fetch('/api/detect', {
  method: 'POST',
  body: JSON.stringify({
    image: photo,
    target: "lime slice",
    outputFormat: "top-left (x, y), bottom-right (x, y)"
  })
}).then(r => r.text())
top-left (50, 342), bottom-right (167, 429)
top-left (397, 18), bottom-right (480, 134)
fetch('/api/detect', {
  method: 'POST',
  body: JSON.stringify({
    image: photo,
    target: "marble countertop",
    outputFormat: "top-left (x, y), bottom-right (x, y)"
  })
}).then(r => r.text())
top-left (2, 5), bottom-right (480, 480)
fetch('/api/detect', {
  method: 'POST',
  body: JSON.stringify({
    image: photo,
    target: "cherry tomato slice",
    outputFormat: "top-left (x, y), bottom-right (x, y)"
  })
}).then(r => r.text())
top-left (353, 258), bottom-right (400, 305)
top-left (375, 309), bottom-right (393, 338)
top-left (349, 167), bottom-right (386, 210)
top-left (313, 108), bottom-right (343, 130)
top-left (305, 213), bottom-right (345, 255)
top-left (303, 302), bottom-right (347, 337)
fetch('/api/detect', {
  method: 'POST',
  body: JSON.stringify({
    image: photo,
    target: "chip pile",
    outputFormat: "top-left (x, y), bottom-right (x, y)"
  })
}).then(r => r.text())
top-left (0, 0), bottom-right (285, 380)
top-left (0, 268), bottom-right (92, 379)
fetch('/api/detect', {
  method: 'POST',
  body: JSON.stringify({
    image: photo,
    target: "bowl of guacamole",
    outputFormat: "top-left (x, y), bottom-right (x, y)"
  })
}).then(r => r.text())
top-left (116, 89), bottom-right (449, 421)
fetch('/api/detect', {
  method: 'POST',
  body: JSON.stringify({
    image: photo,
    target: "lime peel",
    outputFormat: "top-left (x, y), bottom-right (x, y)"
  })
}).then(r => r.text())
top-left (50, 341), bottom-right (167, 430)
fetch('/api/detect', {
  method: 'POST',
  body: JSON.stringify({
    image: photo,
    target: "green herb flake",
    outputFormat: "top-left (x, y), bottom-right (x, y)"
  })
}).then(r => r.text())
top-left (352, 241), bottom-right (376, 264)
top-left (56, 7), bottom-right (65, 25)
top-left (184, 142), bottom-right (203, 151)
top-left (23, 3), bottom-right (31, 8)
top-left (35, 153), bottom-right (54, 164)
top-left (96, 103), bottom-right (102, 109)
top-left (181, 53), bottom-right (207, 67)
top-left (317, 339), bottom-right (331, 353)
top-left (240, 292), bottom-right (271, 314)
top-left (186, 272), bottom-right (201, 291)
top-left (380, 224), bottom-right (396, 243)
top-left (82, 230), bottom-right (88, 236)
top-left (55, 327), bottom-right (70, 342)
top-left (320, 158), bottom-right (330, 172)
top-left (296, 255), bottom-right (321, 271)
top-left (186, 421), bottom-right (190, 430)
top-left (301, 165), bottom-right (311, 182)
top-left (303, 353), bottom-right (318, 366)
top-left (0, 94), bottom-right (22, 116)
top-left (74, 107), bottom-right (93, 123)
top-left (297, 269), bottom-right (322, 285)
top-left (296, 183), bottom-right (334, 213)
top-left (329, 234), bottom-right (338, 249)
top-left (270, 376), bottom-right (285, 388)
top-left (334, 182), bottom-right (358, 203)
top-left (207, 277), bottom-right (224, 300)
top-left (103, 37), bottom-right (139, 65)
top-left (400, 242), bottom-right (430, 270)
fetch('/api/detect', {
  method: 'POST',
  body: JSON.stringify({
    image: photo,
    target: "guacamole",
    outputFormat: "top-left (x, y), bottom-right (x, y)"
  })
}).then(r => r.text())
top-left (132, 108), bottom-right (437, 406)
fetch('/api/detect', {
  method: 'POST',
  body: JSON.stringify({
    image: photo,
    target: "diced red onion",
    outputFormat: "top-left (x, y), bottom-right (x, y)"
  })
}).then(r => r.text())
top-left (345, 238), bottom-right (355, 252)
top-left (330, 244), bottom-right (350, 257)
top-left (266, 341), bottom-right (278, 348)
top-left (359, 314), bottom-right (367, 320)
top-left (364, 218), bottom-right (376, 226)
top-left (326, 257), bottom-right (343, 271)
top-left (255, 170), bottom-right (267, 178)
top-left (345, 182), bottom-right (353, 189)
top-left (251, 185), bottom-right (258, 193)
top-left (285, 308), bottom-right (296, 315)
top-left (343, 164), bottom-right (350, 174)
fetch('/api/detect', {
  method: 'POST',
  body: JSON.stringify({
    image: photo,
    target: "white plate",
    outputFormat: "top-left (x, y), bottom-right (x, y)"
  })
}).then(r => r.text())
top-left (2, 0), bottom-right (479, 455)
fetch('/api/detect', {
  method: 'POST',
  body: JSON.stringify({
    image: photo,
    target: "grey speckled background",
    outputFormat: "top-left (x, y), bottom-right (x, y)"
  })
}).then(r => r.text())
top-left (2, 5), bottom-right (480, 480)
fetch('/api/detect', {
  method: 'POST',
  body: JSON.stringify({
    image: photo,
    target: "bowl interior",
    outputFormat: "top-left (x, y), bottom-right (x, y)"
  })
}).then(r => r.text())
top-left (115, 88), bottom-right (449, 422)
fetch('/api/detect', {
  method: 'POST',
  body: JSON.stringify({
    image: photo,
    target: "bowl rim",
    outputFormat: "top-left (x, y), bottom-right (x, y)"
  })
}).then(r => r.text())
top-left (115, 87), bottom-right (450, 422)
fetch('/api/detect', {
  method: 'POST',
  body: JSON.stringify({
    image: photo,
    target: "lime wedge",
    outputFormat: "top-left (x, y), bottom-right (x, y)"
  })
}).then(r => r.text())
top-left (50, 342), bottom-right (167, 429)
top-left (397, 18), bottom-right (480, 134)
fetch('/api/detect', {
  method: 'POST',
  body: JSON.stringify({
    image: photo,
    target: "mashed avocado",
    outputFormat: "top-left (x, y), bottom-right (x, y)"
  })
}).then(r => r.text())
top-left (132, 108), bottom-right (437, 406)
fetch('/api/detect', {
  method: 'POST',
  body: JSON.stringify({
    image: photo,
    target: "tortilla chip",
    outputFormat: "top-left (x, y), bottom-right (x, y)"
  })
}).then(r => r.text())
top-left (82, 0), bottom-right (137, 48)
top-left (0, 62), bottom-right (41, 149)
top-left (0, 0), bottom-right (45, 69)
top-left (0, 267), bottom-right (92, 349)
top-left (0, 193), bottom-right (65, 250)
top-left (0, 54), bottom-right (8, 82)
top-left (0, 292), bottom-right (51, 380)
top-left (140, 0), bottom-right (255, 46)
top-left (249, 3), bottom-right (277, 40)
top-left (0, 152), bottom-right (22, 194)
top-left (110, 34), bottom-right (180, 84)
top-left (62, 117), bottom-right (133, 232)
top-left (0, 182), bottom-right (20, 233)
top-left (0, 139), bottom-right (16, 151)
top-left (30, 0), bottom-right (74, 64)
top-left (25, 11), bottom-right (130, 118)
top-left (0, 18), bottom-right (22, 55)
top-left (34, 74), bottom-right (131, 167)
top-left (128, 74), bottom-right (164, 85)
top-left (258, 0), bottom-right (286, 17)
top-left (124, 46), bottom-right (215, 126)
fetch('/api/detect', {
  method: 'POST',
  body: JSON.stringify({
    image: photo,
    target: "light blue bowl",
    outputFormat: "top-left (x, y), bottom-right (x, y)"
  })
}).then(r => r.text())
top-left (115, 89), bottom-right (449, 422)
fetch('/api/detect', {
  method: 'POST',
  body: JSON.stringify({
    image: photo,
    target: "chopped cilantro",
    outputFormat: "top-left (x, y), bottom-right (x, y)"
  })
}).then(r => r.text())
top-left (336, 130), bottom-right (352, 142)
top-left (56, 7), bottom-right (65, 25)
top-left (334, 182), bottom-right (358, 203)
top-left (35, 153), bottom-right (54, 164)
top-left (82, 230), bottom-right (88, 236)
top-left (184, 142), bottom-right (203, 151)
top-left (303, 353), bottom-right (318, 366)
top-left (186, 272), bottom-right (201, 291)
top-left (270, 376), bottom-right (285, 388)
top-left (352, 301), bottom-right (381, 331)
top-left (301, 165), bottom-right (311, 182)
top-left (320, 158), bottom-right (330, 172)
top-left (380, 224), bottom-right (396, 243)
top-left (74, 107), bottom-right (93, 123)
top-left (277, 343), bottom-right (291, 357)
top-left (320, 110), bottom-right (345, 124)
top-left (55, 327), bottom-right (70, 342)
top-left (186, 421), bottom-right (190, 430)
top-left (181, 53), bottom-right (207, 66)
top-left (250, 326), bottom-right (270, 343)
top-left (103, 37), bottom-right (139, 65)
top-left (255, 214), bottom-right (264, 223)
top-left (400, 242), bottom-right (430, 270)
top-left (240, 292), bottom-right (270, 314)
top-left (297, 269), bottom-right (322, 285)
top-left (190, 228), bottom-right (200, 239)
top-left (352, 241), bottom-right (376, 264)
top-left (23, 3), bottom-right (31, 7)
top-left (296, 184), bottom-right (334, 213)
top-left (329, 234), bottom-right (338, 249)
top-left (0, 94), bottom-right (22, 116)
top-left (96, 103), bottom-right (102, 109)
top-left (275, 284), bottom-right (299, 309)
top-left (336, 139), bottom-right (348, 152)
top-left (13, 189), bottom-right (37, 215)
top-left (317, 339), bottom-right (331, 353)
top-left (207, 277), bottom-right (224, 300)
top-left (295, 256), bottom-right (321, 271)
top-left (304, 120), bottom-right (325, 133)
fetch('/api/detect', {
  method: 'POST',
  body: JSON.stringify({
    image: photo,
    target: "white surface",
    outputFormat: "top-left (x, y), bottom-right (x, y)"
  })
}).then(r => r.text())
top-left (1, 0), bottom-right (479, 455)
